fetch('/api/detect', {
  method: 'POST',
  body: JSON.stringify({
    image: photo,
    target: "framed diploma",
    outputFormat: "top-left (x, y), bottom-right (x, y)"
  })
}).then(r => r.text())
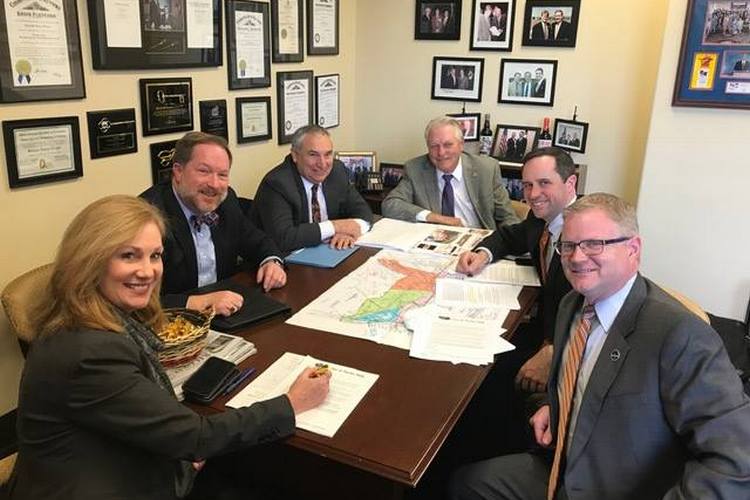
top-left (307, 0), bottom-right (338, 55)
top-left (86, 108), bottom-right (138, 159)
top-left (227, 0), bottom-right (271, 89)
top-left (2, 116), bottom-right (83, 188)
top-left (149, 139), bottom-right (177, 185)
top-left (139, 77), bottom-right (194, 136)
top-left (0, 0), bottom-right (86, 102)
top-left (315, 73), bottom-right (339, 129)
top-left (236, 96), bottom-right (271, 143)
top-left (271, 0), bottom-right (303, 63)
top-left (276, 70), bottom-right (313, 145)
top-left (86, 0), bottom-right (222, 70)
top-left (199, 99), bottom-right (228, 140)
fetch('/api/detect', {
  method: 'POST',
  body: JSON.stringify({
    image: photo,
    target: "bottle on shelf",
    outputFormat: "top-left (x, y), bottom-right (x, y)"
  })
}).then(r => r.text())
top-left (479, 114), bottom-right (493, 155)
top-left (538, 117), bottom-right (553, 149)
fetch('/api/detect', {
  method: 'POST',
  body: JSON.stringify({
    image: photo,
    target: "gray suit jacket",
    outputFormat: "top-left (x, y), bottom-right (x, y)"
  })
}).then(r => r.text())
top-left (548, 275), bottom-right (750, 499)
top-left (381, 153), bottom-right (519, 230)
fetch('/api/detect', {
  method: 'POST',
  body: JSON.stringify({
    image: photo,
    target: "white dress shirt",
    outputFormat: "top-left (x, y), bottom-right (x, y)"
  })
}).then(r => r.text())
top-left (416, 159), bottom-right (480, 228)
top-left (300, 176), bottom-right (370, 241)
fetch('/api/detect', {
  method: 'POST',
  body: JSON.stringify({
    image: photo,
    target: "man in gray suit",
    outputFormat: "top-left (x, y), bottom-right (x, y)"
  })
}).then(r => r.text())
top-left (450, 193), bottom-right (750, 499)
top-left (382, 117), bottom-right (518, 229)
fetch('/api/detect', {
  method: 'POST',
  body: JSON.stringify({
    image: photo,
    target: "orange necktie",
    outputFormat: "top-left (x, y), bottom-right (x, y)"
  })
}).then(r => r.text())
top-left (538, 225), bottom-right (551, 284)
top-left (547, 304), bottom-right (596, 500)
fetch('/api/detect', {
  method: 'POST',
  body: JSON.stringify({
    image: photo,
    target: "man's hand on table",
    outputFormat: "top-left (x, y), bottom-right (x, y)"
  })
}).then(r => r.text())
top-left (426, 213), bottom-right (464, 227)
top-left (456, 250), bottom-right (490, 276)
top-left (257, 260), bottom-right (287, 292)
top-left (329, 233), bottom-right (356, 249)
top-left (187, 290), bottom-right (243, 317)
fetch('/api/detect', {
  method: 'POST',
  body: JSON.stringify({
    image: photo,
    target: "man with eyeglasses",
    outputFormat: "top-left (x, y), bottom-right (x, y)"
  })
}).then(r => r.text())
top-left (450, 193), bottom-right (750, 500)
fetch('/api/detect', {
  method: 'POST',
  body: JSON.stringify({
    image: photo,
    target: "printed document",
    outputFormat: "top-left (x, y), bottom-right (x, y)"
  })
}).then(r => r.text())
top-left (435, 278), bottom-right (522, 310)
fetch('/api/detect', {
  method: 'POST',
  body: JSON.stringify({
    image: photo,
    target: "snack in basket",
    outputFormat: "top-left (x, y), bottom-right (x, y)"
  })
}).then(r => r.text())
top-left (157, 308), bottom-right (214, 367)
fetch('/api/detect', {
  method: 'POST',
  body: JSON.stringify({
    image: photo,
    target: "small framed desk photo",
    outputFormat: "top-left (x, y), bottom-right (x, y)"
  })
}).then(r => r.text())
top-left (335, 151), bottom-right (377, 190)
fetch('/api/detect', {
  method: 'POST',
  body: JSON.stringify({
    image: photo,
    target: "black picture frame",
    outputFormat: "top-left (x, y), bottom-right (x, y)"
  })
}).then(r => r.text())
top-left (271, 0), bottom-right (304, 63)
top-left (673, 0), bottom-right (750, 109)
top-left (2, 116), bottom-right (83, 188)
top-left (307, 0), bottom-right (339, 55)
top-left (199, 99), bottom-right (228, 140)
top-left (432, 56), bottom-right (484, 102)
top-left (87, 0), bottom-right (222, 70)
top-left (86, 108), bottom-right (138, 159)
top-left (315, 73), bottom-right (340, 129)
top-left (0, 0), bottom-right (86, 102)
top-left (521, 0), bottom-right (581, 48)
top-left (553, 118), bottom-right (588, 153)
top-left (276, 70), bottom-right (313, 145)
top-left (149, 139), bottom-right (177, 185)
top-left (226, 0), bottom-right (271, 89)
top-left (335, 151), bottom-right (377, 190)
top-left (415, 0), bottom-right (462, 40)
top-left (447, 112), bottom-right (482, 141)
top-left (490, 124), bottom-right (540, 162)
top-left (498, 58), bottom-right (557, 106)
top-left (380, 163), bottom-right (404, 188)
top-left (236, 96), bottom-right (272, 143)
top-left (469, 0), bottom-right (516, 51)
top-left (139, 77), bottom-right (194, 136)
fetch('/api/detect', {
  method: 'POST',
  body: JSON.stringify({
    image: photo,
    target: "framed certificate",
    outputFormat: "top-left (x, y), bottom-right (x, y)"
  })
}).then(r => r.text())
top-left (315, 73), bottom-right (339, 129)
top-left (236, 96), bottom-right (271, 143)
top-left (226, 0), bottom-right (271, 89)
top-left (307, 0), bottom-right (339, 55)
top-left (276, 70), bottom-right (313, 144)
top-left (87, 0), bottom-right (222, 69)
top-left (2, 116), bottom-right (83, 188)
top-left (139, 77), bottom-right (194, 136)
top-left (0, 0), bottom-right (86, 102)
top-left (271, 0), bottom-right (303, 63)
top-left (86, 108), bottom-right (138, 159)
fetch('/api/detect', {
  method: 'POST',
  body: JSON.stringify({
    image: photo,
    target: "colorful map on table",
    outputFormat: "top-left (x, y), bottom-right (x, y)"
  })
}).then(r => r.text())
top-left (286, 251), bottom-right (454, 349)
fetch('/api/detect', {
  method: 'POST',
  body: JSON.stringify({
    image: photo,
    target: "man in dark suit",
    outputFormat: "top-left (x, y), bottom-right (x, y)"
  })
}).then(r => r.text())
top-left (450, 193), bottom-right (750, 499)
top-left (530, 10), bottom-right (551, 40)
top-left (515, 131), bottom-right (527, 159)
top-left (442, 66), bottom-right (458, 89)
top-left (532, 68), bottom-right (547, 98)
top-left (140, 132), bottom-right (286, 315)
top-left (252, 125), bottom-right (373, 253)
top-left (552, 9), bottom-right (574, 40)
top-left (457, 147), bottom-right (576, 393)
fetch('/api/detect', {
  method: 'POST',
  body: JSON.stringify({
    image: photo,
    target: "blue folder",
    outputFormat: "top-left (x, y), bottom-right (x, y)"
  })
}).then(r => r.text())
top-left (285, 244), bottom-right (359, 268)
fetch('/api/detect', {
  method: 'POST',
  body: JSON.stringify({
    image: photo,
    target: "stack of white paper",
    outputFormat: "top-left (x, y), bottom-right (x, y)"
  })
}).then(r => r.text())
top-left (435, 277), bottom-right (522, 310)
top-left (461, 259), bottom-right (541, 287)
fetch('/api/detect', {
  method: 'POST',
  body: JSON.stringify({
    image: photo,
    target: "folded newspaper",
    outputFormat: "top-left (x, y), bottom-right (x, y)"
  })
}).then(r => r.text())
top-left (165, 330), bottom-right (257, 400)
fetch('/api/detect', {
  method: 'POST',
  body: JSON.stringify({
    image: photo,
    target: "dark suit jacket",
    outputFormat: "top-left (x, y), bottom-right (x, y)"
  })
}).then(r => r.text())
top-left (477, 211), bottom-right (571, 346)
top-left (140, 182), bottom-right (281, 307)
top-left (9, 328), bottom-right (294, 500)
top-left (251, 155), bottom-right (373, 253)
top-left (554, 20), bottom-right (574, 40)
top-left (547, 276), bottom-right (750, 499)
top-left (531, 21), bottom-right (550, 40)
top-left (532, 78), bottom-right (546, 98)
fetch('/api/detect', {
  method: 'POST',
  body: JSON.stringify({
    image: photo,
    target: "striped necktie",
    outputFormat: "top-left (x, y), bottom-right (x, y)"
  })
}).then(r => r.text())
top-left (547, 304), bottom-right (596, 500)
top-left (311, 184), bottom-right (321, 223)
top-left (538, 224), bottom-right (551, 284)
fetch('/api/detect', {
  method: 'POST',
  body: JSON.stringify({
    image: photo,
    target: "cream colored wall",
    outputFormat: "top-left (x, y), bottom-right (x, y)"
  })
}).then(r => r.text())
top-left (353, 0), bottom-right (669, 202)
top-left (0, 1), bottom-right (358, 414)
top-left (638, 0), bottom-right (750, 320)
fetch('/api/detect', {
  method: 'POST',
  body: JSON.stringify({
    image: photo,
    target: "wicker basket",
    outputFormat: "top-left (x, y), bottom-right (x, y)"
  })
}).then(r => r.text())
top-left (157, 308), bottom-right (214, 367)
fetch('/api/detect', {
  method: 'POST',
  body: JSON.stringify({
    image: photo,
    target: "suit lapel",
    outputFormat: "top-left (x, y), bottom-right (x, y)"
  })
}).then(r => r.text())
top-left (291, 164), bottom-right (310, 223)
top-left (163, 186), bottom-right (199, 281)
top-left (462, 155), bottom-right (485, 227)
top-left (421, 160), bottom-right (441, 213)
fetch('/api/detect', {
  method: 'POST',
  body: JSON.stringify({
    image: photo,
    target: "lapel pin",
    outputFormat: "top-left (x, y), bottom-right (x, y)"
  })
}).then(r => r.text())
top-left (610, 349), bottom-right (621, 361)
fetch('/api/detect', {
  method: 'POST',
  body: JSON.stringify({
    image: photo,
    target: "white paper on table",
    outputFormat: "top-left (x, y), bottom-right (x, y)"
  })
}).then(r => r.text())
top-left (226, 352), bottom-right (379, 438)
top-left (435, 278), bottom-right (522, 310)
top-left (356, 218), bottom-right (431, 251)
top-left (468, 260), bottom-right (541, 287)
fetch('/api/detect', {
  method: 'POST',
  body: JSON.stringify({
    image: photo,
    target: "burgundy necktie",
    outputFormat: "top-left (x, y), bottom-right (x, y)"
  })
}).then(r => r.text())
top-left (190, 212), bottom-right (219, 232)
top-left (311, 184), bottom-right (321, 223)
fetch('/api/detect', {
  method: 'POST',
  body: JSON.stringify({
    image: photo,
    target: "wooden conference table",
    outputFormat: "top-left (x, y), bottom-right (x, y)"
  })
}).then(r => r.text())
top-left (195, 247), bottom-right (537, 497)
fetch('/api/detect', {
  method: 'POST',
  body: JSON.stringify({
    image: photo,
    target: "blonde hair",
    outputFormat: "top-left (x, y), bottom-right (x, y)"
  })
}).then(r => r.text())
top-left (34, 195), bottom-right (166, 336)
top-left (564, 192), bottom-right (639, 236)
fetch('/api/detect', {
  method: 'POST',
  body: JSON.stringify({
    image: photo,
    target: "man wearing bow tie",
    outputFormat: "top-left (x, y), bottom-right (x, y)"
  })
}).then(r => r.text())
top-left (141, 132), bottom-right (286, 316)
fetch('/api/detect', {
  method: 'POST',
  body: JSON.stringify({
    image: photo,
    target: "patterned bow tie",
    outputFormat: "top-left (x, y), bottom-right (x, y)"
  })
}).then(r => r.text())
top-left (190, 211), bottom-right (219, 232)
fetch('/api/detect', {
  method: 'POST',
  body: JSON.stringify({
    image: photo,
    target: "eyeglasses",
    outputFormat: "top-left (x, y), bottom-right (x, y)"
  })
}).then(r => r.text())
top-left (554, 236), bottom-right (633, 256)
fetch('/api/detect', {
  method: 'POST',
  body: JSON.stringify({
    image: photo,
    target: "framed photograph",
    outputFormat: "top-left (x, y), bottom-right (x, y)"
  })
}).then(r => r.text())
top-left (521, 1), bottom-right (580, 48)
top-left (236, 96), bottom-right (272, 143)
top-left (380, 162), bottom-right (404, 188)
top-left (276, 70), bottom-right (313, 145)
top-left (553, 118), bottom-right (588, 153)
top-left (86, 108), bottom-right (138, 159)
top-left (307, 0), bottom-right (339, 55)
top-left (271, 0), bottom-right (303, 63)
top-left (415, 1), bottom-right (462, 40)
top-left (335, 151), bottom-right (377, 189)
top-left (149, 140), bottom-right (177, 185)
top-left (673, 0), bottom-right (750, 109)
top-left (490, 124), bottom-right (540, 162)
top-left (447, 112), bottom-right (481, 141)
top-left (0, 0), bottom-right (85, 102)
top-left (226, 0), bottom-right (271, 90)
top-left (498, 58), bottom-right (557, 106)
top-left (86, 0), bottom-right (222, 70)
top-left (470, 0), bottom-right (516, 51)
top-left (315, 74), bottom-right (340, 129)
top-left (2, 116), bottom-right (83, 188)
top-left (139, 77), bottom-right (194, 136)
top-left (432, 56), bottom-right (484, 102)
top-left (199, 99), bottom-right (228, 140)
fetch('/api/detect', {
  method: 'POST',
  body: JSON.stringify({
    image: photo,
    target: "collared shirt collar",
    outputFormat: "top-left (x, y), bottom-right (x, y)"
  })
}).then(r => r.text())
top-left (592, 274), bottom-right (637, 333)
top-left (435, 157), bottom-right (464, 184)
top-left (172, 184), bottom-right (200, 226)
top-left (547, 194), bottom-right (577, 241)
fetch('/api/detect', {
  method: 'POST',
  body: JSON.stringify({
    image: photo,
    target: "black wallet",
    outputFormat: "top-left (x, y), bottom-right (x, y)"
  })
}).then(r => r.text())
top-left (183, 357), bottom-right (238, 404)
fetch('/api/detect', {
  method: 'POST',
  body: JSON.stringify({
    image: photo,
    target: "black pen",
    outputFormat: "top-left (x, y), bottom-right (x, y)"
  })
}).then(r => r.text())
top-left (222, 368), bottom-right (256, 395)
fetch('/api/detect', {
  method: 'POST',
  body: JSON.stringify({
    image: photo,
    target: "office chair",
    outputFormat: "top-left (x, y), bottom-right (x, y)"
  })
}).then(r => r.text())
top-left (237, 197), bottom-right (254, 219)
top-left (1, 264), bottom-right (53, 357)
top-left (511, 200), bottom-right (530, 220)
top-left (0, 453), bottom-right (16, 489)
top-left (659, 285), bottom-right (710, 324)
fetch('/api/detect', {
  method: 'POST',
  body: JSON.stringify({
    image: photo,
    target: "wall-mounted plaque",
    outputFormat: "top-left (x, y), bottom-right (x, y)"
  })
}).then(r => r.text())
top-left (199, 99), bottom-right (228, 140)
top-left (139, 77), bottom-right (194, 136)
top-left (86, 108), bottom-right (137, 159)
top-left (149, 139), bottom-right (177, 185)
